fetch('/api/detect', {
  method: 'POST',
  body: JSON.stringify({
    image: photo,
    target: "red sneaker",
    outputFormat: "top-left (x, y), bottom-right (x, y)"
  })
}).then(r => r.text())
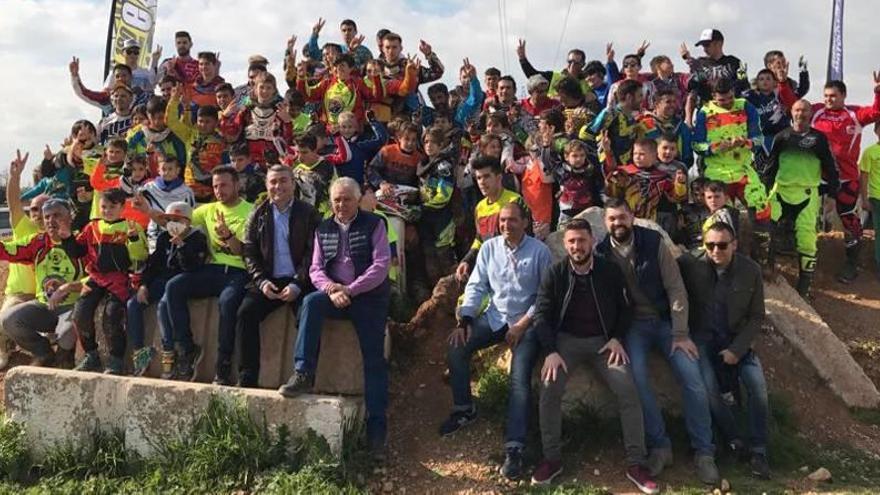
top-left (626, 464), bottom-right (659, 494)
top-left (531, 459), bottom-right (563, 485)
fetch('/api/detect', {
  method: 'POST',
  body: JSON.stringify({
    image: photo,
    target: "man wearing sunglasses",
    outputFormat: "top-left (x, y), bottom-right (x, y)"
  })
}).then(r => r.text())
top-left (678, 221), bottom-right (770, 480)
top-left (517, 38), bottom-right (593, 100)
top-left (105, 39), bottom-right (160, 93)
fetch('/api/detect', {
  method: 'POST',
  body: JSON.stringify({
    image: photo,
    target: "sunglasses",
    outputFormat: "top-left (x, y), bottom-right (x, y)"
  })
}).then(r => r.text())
top-left (704, 242), bottom-right (730, 251)
top-left (126, 49), bottom-right (141, 55)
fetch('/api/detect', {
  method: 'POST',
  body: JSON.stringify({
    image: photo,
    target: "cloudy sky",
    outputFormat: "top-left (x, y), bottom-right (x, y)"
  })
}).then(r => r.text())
top-left (1, 0), bottom-right (877, 181)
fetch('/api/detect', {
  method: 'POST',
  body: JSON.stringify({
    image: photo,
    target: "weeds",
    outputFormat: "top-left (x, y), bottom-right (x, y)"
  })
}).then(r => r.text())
top-left (474, 364), bottom-right (510, 420)
top-left (0, 396), bottom-right (369, 493)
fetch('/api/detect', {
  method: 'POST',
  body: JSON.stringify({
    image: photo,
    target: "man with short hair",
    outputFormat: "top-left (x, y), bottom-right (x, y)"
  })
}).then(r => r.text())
top-left (517, 39), bottom-right (592, 100)
top-left (533, 219), bottom-right (658, 493)
top-left (187, 51), bottom-right (226, 108)
top-left (97, 84), bottom-right (135, 145)
top-left (678, 222), bottom-right (771, 480)
top-left (806, 75), bottom-right (880, 282)
top-left (279, 177), bottom-right (391, 461)
top-left (306, 17), bottom-right (374, 69)
top-left (159, 31), bottom-right (200, 85)
top-left (0, 187), bottom-right (82, 368)
top-left (683, 28), bottom-right (748, 107)
top-left (69, 59), bottom-right (149, 114)
top-left (103, 39), bottom-right (160, 92)
top-left (441, 201), bottom-right (551, 481)
top-left (160, 166), bottom-right (253, 381)
top-left (377, 31), bottom-right (444, 117)
top-left (597, 199), bottom-right (720, 485)
top-left (234, 165), bottom-right (320, 387)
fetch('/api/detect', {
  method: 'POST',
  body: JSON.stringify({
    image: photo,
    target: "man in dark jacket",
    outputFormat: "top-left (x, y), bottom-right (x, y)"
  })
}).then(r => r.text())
top-left (678, 221), bottom-right (770, 480)
top-left (232, 165), bottom-right (320, 387)
top-left (533, 219), bottom-right (658, 493)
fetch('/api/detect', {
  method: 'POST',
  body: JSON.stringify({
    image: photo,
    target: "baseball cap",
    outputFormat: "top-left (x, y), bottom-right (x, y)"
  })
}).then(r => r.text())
top-left (695, 29), bottom-right (724, 47)
top-left (123, 39), bottom-right (142, 51)
top-left (163, 201), bottom-right (193, 221)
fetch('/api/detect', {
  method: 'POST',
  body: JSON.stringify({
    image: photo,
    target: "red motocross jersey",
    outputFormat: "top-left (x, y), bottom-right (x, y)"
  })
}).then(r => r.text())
top-left (810, 91), bottom-right (880, 181)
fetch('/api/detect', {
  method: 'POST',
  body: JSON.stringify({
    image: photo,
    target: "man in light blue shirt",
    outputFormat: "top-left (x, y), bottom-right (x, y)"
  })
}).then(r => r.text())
top-left (440, 201), bottom-right (552, 481)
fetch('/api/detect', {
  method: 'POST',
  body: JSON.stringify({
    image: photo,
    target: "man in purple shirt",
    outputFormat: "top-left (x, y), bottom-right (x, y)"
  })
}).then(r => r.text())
top-left (279, 176), bottom-right (391, 461)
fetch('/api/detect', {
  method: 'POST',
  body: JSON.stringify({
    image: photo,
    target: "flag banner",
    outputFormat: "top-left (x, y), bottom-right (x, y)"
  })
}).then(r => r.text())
top-left (827, 0), bottom-right (844, 82)
top-left (103, 0), bottom-right (159, 79)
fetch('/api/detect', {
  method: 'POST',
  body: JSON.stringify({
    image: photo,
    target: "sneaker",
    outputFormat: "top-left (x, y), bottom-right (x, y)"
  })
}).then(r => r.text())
top-left (55, 348), bottom-right (75, 369)
top-left (749, 452), bottom-right (771, 480)
top-left (29, 349), bottom-right (56, 368)
top-left (438, 407), bottom-right (477, 436)
top-left (237, 370), bottom-right (259, 388)
top-left (694, 454), bottom-right (721, 485)
top-left (103, 355), bottom-right (125, 375)
top-left (530, 459), bottom-right (563, 485)
top-left (500, 446), bottom-right (523, 480)
top-left (837, 261), bottom-right (858, 284)
top-left (213, 359), bottom-right (232, 386)
top-left (278, 371), bottom-right (315, 398)
top-left (175, 344), bottom-right (202, 381)
top-left (160, 350), bottom-right (176, 379)
top-left (74, 351), bottom-right (102, 372)
top-left (626, 464), bottom-right (660, 495)
top-left (646, 447), bottom-right (674, 477)
top-left (131, 347), bottom-right (156, 377)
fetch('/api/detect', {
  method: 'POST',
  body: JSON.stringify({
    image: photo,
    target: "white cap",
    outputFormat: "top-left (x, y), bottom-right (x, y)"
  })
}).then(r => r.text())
top-left (123, 39), bottom-right (141, 50)
top-left (163, 201), bottom-right (193, 220)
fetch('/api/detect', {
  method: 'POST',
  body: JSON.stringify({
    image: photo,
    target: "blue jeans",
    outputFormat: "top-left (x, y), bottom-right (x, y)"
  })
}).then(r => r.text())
top-left (126, 276), bottom-right (169, 350)
top-left (293, 287), bottom-right (390, 442)
top-left (624, 318), bottom-right (715, 456)
top-left (697, 343), bottom-right (770, 454)
top-left (159, 264), bottom-right (248, 356)
top-left (447, 313), bottom-right (540, 449)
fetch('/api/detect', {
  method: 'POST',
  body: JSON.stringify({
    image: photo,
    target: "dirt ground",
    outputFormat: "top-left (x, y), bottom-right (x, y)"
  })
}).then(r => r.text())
top-left (0, 232), bottom-right (878, 494)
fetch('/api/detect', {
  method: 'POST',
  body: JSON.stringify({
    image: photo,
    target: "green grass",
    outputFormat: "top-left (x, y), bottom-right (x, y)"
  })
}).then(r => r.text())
top-left (0, 396), bottom-right (369, 494)
top-left (474, 364), bottom-right (511, 420)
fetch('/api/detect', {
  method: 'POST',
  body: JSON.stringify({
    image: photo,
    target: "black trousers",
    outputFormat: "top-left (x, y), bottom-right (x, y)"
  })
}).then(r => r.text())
top-left (73, 285), bottom-right (126, 358)
top-left (236, 278), bottom-right (298, 381)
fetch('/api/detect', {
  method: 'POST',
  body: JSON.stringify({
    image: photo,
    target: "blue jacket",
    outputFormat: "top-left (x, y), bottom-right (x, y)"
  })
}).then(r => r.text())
top-left (337, 120), bottom-right (388, 184)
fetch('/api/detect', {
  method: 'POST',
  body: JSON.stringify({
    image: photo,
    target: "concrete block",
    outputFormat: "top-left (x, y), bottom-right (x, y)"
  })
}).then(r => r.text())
top-left (3, 366), bottom-right (362, 459)
top-left (85, 298), bottom-right (389, 394)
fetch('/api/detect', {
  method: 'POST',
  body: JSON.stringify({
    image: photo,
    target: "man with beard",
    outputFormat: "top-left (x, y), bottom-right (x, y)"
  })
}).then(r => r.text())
top-left (596, 199), bottom-right (720, 486)
top-left (532, 219), bottom-right (658, 493)
top-left (159, 31), bottom-right (200, 85)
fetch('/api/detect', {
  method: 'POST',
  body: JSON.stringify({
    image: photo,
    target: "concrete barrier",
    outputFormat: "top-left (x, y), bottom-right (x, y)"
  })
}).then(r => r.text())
top-left (83, 299), bottom-right (391, 394)
top-left (3, 366), bottom-right (362, 458)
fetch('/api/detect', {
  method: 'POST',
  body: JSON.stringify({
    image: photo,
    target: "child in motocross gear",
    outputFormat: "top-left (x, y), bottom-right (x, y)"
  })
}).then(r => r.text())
top-left (554, 139), bottom-right (604, 225)
top-left (90, 141), bottom-right (151, 228)
top-left (583, 79), bottom-right (646, 168)
top-left (291, 134), bottom-right (339, 217)
top-left (127, 96), bottom-right (187, 177)
top-left (368, 122), bottom-right (424, 195)
top-left (97, 84), bottom-right (135, 145)
top-left (230, 72), bottom-right (294, 168)
top-left (415, 127), bottom-right (456, 286)
top-left (605, 138), bottom-right (687, 222)
top-left (166, 84), bottom-right (230, 202)
top-left (229, 143), bottom-right (267, 204)
top-left (702, 180), bottom-right (740, 244)
top-left (655, 134), bottom-right (690, 236)
top-left (743, 69), bottom-right (794, 179)
top-left (764, 100), bottom-right (839, 298)
top-left (72, 188), bottom-right (148, 375)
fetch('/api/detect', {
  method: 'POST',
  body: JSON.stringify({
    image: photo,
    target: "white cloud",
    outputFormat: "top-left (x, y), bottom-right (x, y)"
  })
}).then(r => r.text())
top-left (1, 0), bottom-right (878, 181)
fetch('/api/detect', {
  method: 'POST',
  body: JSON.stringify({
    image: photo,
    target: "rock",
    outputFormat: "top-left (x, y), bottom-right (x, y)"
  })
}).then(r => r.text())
top-left (3, 366), bottom-right (361, 459)
top-left (764, 277), bottom-right (880, 409)
top-left (593, 469), bottom-right (600, 476)
top-left (807, 467), bottom-right (832, 482)
top-left (799, 465), bottom-right (809, 472)
top-left (720, 478), bottom-right (731, 491)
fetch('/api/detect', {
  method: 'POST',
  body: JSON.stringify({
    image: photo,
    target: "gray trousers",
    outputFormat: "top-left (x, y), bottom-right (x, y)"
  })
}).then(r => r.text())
top-left (539, 333), bottom-right (647, 465)
top-left (0, 300), bottom-right (76, 358)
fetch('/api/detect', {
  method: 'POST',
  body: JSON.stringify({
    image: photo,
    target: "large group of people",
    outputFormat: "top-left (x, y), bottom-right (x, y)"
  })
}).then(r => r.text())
top-left (2, 15), bottom-right (880, 492)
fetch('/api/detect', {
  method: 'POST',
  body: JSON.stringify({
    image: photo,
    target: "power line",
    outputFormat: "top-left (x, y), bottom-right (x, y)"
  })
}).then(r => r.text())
top-left (553, 0), bottom-right (574, 67)
top-left (501, 0), bottom-right (512, 73)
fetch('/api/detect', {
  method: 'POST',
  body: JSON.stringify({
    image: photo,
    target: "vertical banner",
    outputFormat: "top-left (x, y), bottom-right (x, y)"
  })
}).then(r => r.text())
top-left (826, 0), bottom-right (844, 82)
top-left (103, 0), bottom-right (159, 79)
